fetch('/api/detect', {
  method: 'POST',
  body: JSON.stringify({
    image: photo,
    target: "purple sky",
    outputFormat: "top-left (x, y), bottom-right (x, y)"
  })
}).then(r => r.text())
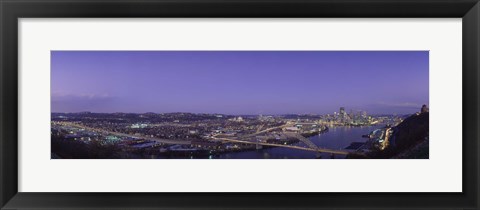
top-left (51, 51), bottom-right (429, 115)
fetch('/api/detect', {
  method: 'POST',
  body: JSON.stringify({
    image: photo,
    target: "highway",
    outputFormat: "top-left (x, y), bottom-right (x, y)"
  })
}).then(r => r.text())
top-left (381, 127), bottom-right (392, 150)
top-left (59, 122), bottom-right (192, 145)
top-left (241, 123), bottom-right (292, 139)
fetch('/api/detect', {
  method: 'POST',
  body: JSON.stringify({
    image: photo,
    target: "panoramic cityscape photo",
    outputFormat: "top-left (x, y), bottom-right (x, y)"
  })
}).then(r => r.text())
top-left (51, 51), bottom-right (429, 159)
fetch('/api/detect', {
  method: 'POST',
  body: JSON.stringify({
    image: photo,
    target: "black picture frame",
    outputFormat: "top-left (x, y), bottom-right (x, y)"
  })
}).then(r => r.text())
top-left (1, 0), bottom-right (479, 209)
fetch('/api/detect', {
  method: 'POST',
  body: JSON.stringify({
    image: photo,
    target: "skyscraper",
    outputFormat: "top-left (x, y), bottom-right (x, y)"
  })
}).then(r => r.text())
top-left (339, 107), bottom-right (346, 123)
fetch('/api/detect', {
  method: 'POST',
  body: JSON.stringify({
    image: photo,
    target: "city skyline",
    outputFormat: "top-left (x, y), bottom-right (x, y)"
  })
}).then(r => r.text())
top-left (51, 51), bottom-right (429, 115)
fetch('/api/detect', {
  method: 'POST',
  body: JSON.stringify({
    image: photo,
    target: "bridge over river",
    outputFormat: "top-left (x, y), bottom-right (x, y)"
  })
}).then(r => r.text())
top-left (60, 122), bottom-right (349, 155)
top-left (234, 123), bottom-right (348, 155)
top-left (212, 136), bottom-right (349, 155)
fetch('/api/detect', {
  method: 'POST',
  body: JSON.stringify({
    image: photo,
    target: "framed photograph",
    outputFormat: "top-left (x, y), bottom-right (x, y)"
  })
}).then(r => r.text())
top-left (1, 0), bottom-right (479, 209)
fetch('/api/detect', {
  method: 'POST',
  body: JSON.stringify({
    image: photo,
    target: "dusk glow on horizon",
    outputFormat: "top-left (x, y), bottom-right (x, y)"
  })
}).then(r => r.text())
top-left (51, 51), bottom-right (429, 115)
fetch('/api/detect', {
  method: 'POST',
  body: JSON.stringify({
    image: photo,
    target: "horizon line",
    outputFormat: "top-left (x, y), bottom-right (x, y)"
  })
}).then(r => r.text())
top-left (51, 111), bottom-right (415, 116)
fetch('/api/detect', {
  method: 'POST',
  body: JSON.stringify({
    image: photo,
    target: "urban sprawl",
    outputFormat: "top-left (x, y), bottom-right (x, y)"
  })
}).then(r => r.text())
top-left (51, 107), bottom-right (426, 159)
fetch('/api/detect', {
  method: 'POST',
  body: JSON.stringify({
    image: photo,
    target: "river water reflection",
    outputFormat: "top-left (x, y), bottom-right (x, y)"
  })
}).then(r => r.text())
top-left (216, 125), bottom-right (383, 159)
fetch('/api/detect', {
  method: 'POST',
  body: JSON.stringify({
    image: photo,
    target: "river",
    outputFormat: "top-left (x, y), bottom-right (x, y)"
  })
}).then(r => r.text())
top-left (215, 125), bottom-right (383, 159)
